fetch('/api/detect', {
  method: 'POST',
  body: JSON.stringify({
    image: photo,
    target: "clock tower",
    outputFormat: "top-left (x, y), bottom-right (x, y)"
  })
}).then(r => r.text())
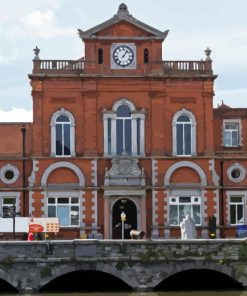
top-left (78, 3), bottom-right (168, 75)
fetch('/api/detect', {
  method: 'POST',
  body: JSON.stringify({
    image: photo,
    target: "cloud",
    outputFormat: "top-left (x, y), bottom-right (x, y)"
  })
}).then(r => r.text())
top-left (21, 9), bottom-right (74, 39)
top-left (0, 108), bottom-right (32, 122)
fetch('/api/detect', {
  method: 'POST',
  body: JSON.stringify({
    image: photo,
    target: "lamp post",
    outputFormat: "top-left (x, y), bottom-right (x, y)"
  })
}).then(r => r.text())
top-left (120, 211), bottom-right (126, 240)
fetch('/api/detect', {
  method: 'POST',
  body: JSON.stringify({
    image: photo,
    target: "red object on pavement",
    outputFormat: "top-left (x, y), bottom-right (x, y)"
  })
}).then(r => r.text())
top-left (28, 232), bottom-right (34, 241)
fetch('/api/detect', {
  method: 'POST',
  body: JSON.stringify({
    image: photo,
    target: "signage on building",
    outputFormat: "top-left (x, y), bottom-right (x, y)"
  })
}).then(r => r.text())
top-left (0, 217), bottom-right (59, 233)
top-left (236, 225), bottom-right (247, 238)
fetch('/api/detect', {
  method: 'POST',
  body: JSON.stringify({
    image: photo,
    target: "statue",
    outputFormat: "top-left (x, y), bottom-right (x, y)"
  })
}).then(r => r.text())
top-left (180, 212), bottom-right (197, 239)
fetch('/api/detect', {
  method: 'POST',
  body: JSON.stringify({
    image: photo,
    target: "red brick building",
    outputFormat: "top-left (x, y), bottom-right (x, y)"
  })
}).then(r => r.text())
top-left (0, 3), bottom-right (246, 239)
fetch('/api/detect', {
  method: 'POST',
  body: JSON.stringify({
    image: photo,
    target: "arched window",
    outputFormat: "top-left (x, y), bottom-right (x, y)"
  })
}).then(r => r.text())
top-left (98, 48), bottom-right (103, 64)
top-left (116, 104), bottom-right (132, 155)
top-left (172, 109), bottom-right (197, 156)
top-left (176, 115), bottom-right (191, 155)
top-left (144, 48), bottom-right (149, 64)
top-left (55, 115), bottom-right (71, 156)
top-left (50, 109), bottom-right (75, 157)
top-left (103, 99), bottom-right (145, 156)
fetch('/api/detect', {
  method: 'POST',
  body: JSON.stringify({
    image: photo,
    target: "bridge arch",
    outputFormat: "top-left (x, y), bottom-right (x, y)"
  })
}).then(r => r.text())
top-left (0, 271), bottom-right (19, 293)
top-left (154, 262), bottom-right (242, 291)
top-left (38, 262), bottom-right (134, 292)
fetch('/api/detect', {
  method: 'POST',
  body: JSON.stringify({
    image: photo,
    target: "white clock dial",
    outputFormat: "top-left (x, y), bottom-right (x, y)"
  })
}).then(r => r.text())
top-left (112, 45), bottom-right (134, 67)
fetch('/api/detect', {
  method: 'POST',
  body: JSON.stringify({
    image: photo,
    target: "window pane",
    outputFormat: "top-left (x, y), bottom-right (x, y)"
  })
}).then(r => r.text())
top-left (56, 124), bottom-right (63, 155)
top-left (232, 131), bottom-right (238, 146)
top-left (231, 196), bottom-right (242, 203)
top-left (64, 124), bottom-right (71, 155)
top-left (71, 206), bottom-right (79, 225)
top-left (116, 105), bottom-right (131, 117)
top-left (48, 198), bottom-right (55, 204)
top-left (71, 198), bottom-right (79, 204)
top-left (3, 198), bottom-right (16, 205)
top-left (125, 119), bottom-right (132, 155)
top-left (117, 119), bottom-right (123, 155)
top-left (107, 118), bottom-right (111, 154)
top-left (237, 204), bottom-right (244, 224)
top-left (177, 115), bottom-right (190, 122)
top-left (224, 131), bottom-right (231, 146)
top-left (176, 124), bottom-right (183, 155)
top-left (230, 204), bottom-right (236, 224)
top-left (179, 204), bottom-right (191, 223)
top-left (179, 196), bottom-right (191, 203)
top-left (48, 206), bottom-right (56, 217)
top-left (56, 115), bottom-right (70, 122)
top-left (137, 118), bottom-right (140, 155)
top-left (184, 124), bottom-right (192, 155)
top-left (57, 206), bottom-right (70, 226)
top-left (192, 205), bottom-right (201, 225)
top-left (58, 198), bottom-right (69, 204)
top-left (169, 205), bottom-right (178, 225)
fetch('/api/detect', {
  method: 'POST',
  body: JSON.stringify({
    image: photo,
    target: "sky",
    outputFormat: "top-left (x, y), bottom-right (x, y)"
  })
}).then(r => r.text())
top-left (0, 0), bottom-right (247, 122)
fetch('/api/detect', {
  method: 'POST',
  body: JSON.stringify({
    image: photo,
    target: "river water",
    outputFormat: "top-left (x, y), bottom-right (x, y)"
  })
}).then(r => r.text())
top-left (16, 292), bottom-right (247, 296)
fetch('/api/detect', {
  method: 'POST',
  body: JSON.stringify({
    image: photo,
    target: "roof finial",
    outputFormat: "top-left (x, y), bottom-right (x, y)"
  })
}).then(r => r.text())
top-left (117, 3), bottom-right (129, 16)
top-left (204, 47), bottom-right (212, 61)
top-left (33, 46), bottom-right (40, 60)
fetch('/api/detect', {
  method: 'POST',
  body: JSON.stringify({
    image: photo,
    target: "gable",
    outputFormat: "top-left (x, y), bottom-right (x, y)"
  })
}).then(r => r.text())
top-left (97, 21), bottom-right (154, 37)
top-left (78, 3), bottom-right (168, 41)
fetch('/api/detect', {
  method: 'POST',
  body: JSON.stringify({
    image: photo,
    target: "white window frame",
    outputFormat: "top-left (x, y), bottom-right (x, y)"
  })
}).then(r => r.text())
top-left (103, 98), bottom-right (145, 156)
top-left (222, 119), bottom-right (242, 147)
top-left (50, 108), bottom-right (76, 157)
top-left (46, 191), bottom-right (80, 227)
top-left (229, 196), bottom-right (244, 225)
top-left (226, 191), bottom-right (247, 225)
top-left (0, 192), bottom-right (20, 217)
top-left (168, 195), bottom-right (201, 226)
top-left (172, 109), bottom-right (197, 156)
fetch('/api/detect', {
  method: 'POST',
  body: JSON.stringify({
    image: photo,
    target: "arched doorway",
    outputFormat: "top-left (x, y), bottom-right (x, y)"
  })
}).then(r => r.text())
top-left (112, 198), bottom-right (137, 239)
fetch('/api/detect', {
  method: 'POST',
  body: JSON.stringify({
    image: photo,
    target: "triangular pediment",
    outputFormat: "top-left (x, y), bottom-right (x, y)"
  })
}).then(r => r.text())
top-left (78, 3), bottom-right (168, 40)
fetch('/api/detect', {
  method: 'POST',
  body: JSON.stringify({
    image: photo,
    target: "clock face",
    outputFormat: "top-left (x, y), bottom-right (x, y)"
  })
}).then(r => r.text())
top-left (113, 45), bottom-right (134, 67)
top-left (111, 43), bottom-right (136, 69)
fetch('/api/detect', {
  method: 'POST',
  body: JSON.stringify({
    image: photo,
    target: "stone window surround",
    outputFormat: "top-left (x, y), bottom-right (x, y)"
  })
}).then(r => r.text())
top-left (172, 108), bottom-right (197, 156)
top-left (50, 108), bottom-right (76, 157)
top-left (222, 119), bottom-right (242, 147)
top-left (226, 191), bottom-right (247, 225)
top-left (227, 163), bottom-right (246, 183)
top-left (0, 164), bottom-right (20, 184)
top-left (103, 98), bottom-right (145, 156)
top-left (0, 192), bottom-right (21, 215)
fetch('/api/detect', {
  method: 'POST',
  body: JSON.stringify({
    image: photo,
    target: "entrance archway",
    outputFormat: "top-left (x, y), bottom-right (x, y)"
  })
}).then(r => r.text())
top-left (112, 198), bottom-right (137, 239)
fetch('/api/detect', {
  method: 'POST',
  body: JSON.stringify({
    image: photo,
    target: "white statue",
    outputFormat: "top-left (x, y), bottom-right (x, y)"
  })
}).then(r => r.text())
top-left (180, 212), bottom-right (197, 239)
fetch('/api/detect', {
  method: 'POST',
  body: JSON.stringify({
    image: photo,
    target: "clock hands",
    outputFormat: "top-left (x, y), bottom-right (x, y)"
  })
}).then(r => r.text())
top-left (121, 49), bottom-right (128, 59)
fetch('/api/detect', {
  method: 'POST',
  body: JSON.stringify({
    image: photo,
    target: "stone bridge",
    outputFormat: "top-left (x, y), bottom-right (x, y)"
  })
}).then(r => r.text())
top-left (0, 239), bottom-right (247, 293)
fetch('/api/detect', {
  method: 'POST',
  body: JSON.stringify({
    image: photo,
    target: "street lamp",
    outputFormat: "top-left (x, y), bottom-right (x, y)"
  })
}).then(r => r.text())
top-left (120, 211), bottom-right (126, 240)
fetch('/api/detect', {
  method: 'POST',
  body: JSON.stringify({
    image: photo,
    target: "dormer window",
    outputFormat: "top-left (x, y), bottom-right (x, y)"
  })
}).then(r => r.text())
top-left (223, 119), bottom-right (242, 147)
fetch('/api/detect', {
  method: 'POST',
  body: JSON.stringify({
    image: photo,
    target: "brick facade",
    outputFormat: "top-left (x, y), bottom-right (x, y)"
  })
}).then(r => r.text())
top-left (0, 4), bottom-right (246, 239)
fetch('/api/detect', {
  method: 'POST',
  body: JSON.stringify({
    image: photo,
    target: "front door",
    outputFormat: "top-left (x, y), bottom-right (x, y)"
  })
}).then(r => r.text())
top-left (112, 198), bottom-right (137, 239)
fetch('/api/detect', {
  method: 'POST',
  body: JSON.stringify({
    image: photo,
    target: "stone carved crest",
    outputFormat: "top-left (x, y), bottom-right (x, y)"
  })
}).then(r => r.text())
top-left (104, 156), bottom-right (145, 186)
